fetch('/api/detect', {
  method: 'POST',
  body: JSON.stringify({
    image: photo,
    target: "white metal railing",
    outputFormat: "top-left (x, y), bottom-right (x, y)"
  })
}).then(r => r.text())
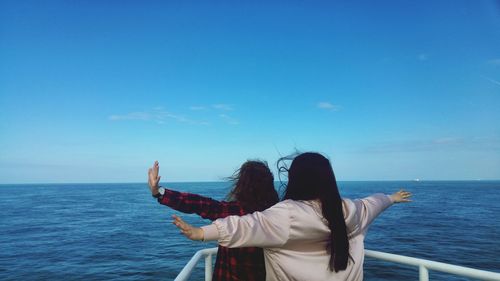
top-left (174, 248), bottom-right (217, 281)
top-left (364, 250), bottom-right (500, 281)
top-left (175, 247), bottom-right (500, 281)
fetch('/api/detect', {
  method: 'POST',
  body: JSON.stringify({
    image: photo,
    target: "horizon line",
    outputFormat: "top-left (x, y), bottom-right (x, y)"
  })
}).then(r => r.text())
top-left (1, 179), bottom-right (499, 185)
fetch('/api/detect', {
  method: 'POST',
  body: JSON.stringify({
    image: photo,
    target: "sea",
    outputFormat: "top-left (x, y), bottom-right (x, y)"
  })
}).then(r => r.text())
top-left (1, 181), bottom-right (499, 281)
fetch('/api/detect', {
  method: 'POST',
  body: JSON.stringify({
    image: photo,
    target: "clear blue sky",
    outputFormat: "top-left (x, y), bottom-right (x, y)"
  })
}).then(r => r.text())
top-left (1, 1), bottom-right (499, 183)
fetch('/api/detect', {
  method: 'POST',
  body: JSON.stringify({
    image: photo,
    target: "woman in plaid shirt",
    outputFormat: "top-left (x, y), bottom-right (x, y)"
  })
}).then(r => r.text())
top-left (148, 160), bottom-right (279, 281)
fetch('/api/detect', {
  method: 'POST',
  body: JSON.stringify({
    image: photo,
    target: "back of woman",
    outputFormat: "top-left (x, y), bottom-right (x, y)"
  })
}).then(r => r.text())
top-left (250, 193), bottom-right (393, 280)
top-left (148, 160), bottom-right (279, 281)
top-left (209, 192), bottom-right (394, 281)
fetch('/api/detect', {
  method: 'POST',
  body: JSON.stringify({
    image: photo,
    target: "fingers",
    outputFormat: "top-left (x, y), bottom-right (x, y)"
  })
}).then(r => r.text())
top-left (398, 189), bottom-right (411, 196)
top-left (398, 189), bottom-right (412, 202)
top-left (401, 191), bottom-right (412, 197)
top-left (149, 162), bottom-right (160, 179)
top-left (171, 215), bottom-right (204, 241)
top-left (150, 161), bottom-right (159, 172)
top-left (172, 215), bottom-right (190, 233)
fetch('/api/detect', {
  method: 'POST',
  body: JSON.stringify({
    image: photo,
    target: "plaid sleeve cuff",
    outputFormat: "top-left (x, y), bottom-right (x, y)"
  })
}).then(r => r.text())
top-left (201, 224), bottom-right (219, 241)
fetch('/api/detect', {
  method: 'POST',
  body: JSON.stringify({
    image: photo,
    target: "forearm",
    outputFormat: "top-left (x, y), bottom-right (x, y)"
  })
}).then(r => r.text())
top-left (158, 188), bottom-right (202, 212)
top-left (201, 202), bottom-right (291, 248)
top-left (358, 193), bottom-right (394, 230)
top-left (158, 188), bottom-right (232, 221)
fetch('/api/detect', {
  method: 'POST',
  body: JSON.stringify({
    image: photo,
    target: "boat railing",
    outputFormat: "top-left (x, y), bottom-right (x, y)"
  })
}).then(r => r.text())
top-left (174, 247), bottom-right (500, 281)
top-left (175, 248), bottom-right (217, 281)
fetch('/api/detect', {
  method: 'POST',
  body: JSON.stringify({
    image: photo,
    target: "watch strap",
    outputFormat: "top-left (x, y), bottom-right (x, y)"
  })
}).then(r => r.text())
top-left (152, 187), bottom-right (165, 199)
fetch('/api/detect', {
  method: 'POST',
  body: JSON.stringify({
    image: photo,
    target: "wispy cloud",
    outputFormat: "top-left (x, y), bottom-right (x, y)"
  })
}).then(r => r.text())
top-left (317, 102), bottom-right (340, 111)
top-left (109, 108), bottom-right (208, 125)
top-left (189, 103), bottom-right (235, 111)
top-left (114, 103), bottom-right (239, 126)
top-left (109, 112), bottom-right (155, 121)
top-left (212, 104), bottom-right (234, 111)
top-left (487, 59), bottom-right (500, 65)
top-left (483, 76), bottom-right (500, 87)
top-left (219, 114), bottom-right (239, 125)
top-left (418, 53), bottom-right (429, 61)
top-left (189, 106), bottom-right (207, 111)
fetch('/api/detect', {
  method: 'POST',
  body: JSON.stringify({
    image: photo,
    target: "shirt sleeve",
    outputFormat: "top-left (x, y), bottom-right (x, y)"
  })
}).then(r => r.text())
top-left (352, 193), bottom-right (394, 235)
top-left (158, 188), bottom-right (242, 221)
top-left (201, 201), bottom-right (291, 248)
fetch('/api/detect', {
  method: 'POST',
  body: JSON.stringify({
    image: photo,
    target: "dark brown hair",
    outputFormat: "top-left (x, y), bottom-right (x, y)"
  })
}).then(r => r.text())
top-left (226, 160), bottom-right (279, 212)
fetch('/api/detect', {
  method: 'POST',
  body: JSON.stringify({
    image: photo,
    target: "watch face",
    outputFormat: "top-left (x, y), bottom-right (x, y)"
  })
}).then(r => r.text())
top-left (159, 187), bottom-right (165, 195)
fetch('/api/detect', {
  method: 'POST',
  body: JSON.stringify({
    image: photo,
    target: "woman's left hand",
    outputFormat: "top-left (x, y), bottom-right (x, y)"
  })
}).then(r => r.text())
top-left (390, 189), bottom-right (412, 203)
top-left (148, 161), bottom-right (161, 196)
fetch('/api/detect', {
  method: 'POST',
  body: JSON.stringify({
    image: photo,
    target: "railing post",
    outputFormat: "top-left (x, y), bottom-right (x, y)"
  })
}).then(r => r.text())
top-left (205, 252), bottom-right (213, 281)
top-left (179, 248), bottom-right (500, 281)
top-left (419, 265), bottom-right (429, 281)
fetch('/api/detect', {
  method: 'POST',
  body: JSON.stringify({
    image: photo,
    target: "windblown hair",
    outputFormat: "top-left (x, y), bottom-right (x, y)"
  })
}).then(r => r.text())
top-left (279, 152), bottom-right (349, 272)
top-left (226, 160), bottom-right (279, 212)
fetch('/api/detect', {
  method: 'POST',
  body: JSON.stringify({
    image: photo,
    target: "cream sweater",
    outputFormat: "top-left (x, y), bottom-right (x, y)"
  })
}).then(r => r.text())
top-left (202, 194), bottom-right (394, 281)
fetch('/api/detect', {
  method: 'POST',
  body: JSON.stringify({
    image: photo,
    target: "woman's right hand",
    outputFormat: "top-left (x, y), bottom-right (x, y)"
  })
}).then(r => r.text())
top-left (172, 215), bottom-right (204, 241)
top-left (390, 189), bottom-right (412, 203)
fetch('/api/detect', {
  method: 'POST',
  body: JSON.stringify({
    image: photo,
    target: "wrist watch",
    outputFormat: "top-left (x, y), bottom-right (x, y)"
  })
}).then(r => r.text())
top-left (153, 187), bottom-right (165, 199)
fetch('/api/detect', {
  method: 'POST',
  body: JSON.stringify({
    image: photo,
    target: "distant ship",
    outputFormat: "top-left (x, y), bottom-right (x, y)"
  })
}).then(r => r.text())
top-left (413, 178), bottom-right (420, 182)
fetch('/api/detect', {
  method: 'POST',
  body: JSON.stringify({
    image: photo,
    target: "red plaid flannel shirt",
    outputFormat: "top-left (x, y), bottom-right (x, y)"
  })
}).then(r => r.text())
top-left (158, 188), bottom-right (266, 281)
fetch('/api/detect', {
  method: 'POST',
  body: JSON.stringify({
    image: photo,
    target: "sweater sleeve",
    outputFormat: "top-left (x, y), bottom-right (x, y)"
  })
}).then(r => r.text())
top-left (352, 193), bottom-right (394, 235)
top-left (201, 201), bottom-right (291, 248)
top-left (158, 188), bottom-right (242, 221)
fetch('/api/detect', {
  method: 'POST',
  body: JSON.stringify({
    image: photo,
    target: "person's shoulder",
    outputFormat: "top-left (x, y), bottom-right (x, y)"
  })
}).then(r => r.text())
top-left (261, 200), bottom-right (295, 213)
top-left (341, 198), bottom-right (360, 231)
top-left (269, 199), bottom-right (293, 208)
top-left (284, 199), bottom-right (323, 216)
top-left (280, 199), bottom-right (310, 208)
top-left (342, 197), bottom-right (355, 211)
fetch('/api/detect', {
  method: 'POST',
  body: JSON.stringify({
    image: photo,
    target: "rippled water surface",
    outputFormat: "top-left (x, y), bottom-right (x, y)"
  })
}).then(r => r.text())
top-left (1, 181), bottom-right (499, 280)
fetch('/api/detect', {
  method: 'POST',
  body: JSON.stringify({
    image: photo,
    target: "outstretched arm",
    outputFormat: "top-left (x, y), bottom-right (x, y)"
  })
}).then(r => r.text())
top-left (353, 189), bottom-right (412, 235)
top-left (173, 201), bottom-right (292, 248)
top-left (148, 161), bottom-right (242, 221)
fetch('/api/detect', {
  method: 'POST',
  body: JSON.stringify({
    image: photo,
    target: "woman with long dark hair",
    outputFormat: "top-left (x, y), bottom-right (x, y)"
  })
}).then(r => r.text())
top-left (172, 152), bottom-right (412, 281)
top-left (148, 160), bottom-right (279, 281)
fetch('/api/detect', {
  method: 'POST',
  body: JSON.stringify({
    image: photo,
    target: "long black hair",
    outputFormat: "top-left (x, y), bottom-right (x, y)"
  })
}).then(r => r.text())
top-left (280, 152), bottom-right (349, 272)
top-left (226, 160), bottom-right (279, 212)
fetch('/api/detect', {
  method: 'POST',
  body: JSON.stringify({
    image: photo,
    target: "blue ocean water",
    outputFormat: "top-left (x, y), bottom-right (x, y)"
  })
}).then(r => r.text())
top-left (1, 181), bottom-right (499, 280)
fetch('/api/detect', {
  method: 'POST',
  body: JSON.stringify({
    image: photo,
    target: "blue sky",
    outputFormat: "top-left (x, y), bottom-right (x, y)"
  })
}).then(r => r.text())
top-left (1, 1), bottom-right (499, 183)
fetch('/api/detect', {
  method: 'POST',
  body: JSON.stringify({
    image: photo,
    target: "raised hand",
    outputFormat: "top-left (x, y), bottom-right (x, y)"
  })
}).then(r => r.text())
top-left (390, 189), bottom-right (412, 203)
top-left (148, 161), bottom-right (161, 196)
top-left (172, 214), bottom-right (204, 241)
